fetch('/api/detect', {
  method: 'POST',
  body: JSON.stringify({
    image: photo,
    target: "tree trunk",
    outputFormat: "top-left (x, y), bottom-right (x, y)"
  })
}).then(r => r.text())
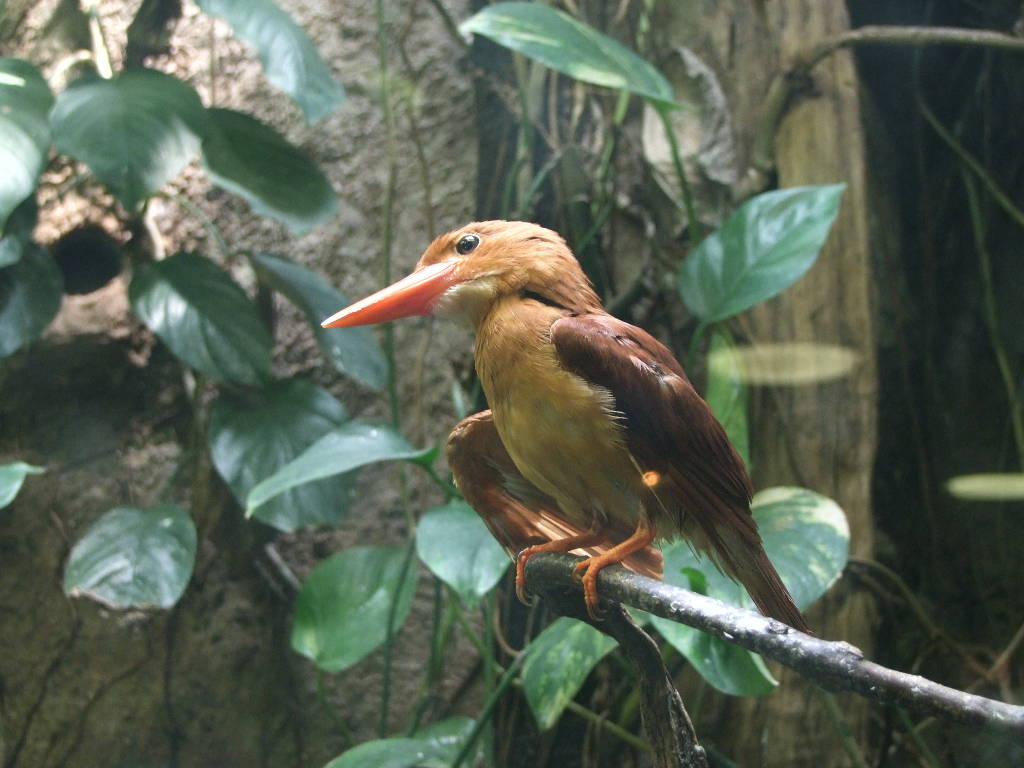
top-left (656, 2), bottom-right (878, 764)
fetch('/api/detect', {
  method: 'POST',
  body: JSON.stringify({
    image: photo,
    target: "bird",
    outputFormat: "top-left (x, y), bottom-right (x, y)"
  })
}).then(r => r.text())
top-left (322, 220), bottom-right (809, 632)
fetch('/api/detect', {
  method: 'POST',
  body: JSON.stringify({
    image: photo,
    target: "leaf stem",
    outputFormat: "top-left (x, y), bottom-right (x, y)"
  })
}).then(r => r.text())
top-left (450, 654), bottom-right (525, 768)
top-left (378, 538), bottom-right (416, 737)
top-left (656, 105), bottom-right (702, 243)
top-left (158, 192), bottom-right (232, 261)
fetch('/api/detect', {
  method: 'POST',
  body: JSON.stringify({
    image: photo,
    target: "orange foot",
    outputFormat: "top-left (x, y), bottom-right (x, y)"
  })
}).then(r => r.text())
top-left (515, 530), bottom-right (605, 605)
top-left (571, 521), bottom-right (657, 621)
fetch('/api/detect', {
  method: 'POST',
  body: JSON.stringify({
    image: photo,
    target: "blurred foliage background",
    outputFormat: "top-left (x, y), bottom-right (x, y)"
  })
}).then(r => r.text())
top-left (1, 1), bottom-right (1022, 767)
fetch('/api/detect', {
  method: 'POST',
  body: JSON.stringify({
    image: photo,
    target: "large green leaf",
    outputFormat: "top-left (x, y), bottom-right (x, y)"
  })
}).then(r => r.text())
top-left (704, 330), bottom-right (749, 467)
top-left (247, 252), bottom-right (386, 390)
top-left (195, 0), bottom-right (343, 123)
top-left (460, 3), bottom-right (676, 109)
top-left (461, 3), bottom-right (676, 110)
top-left (0, 240), bottom-right (63, 358)
top-left (202, 108), bottom-right (336, 234)
top-left (521, 616), bottom-right (618, 730)
top-left (324, 716), bottom-right (476, 768)
top-left (63, 504), bottom-right (196, 609)
top-left (416, 500), bottom-right (509, 608)
top-left (649, 486), bottom-right (848, 695)
top-left (0, 58), bottom-right (53, 231)
top-left (130, 252), bottom-right (272, 384)
top-left (678, 185), bottom-right (845, 323)
top-left (50, 69), bottom-right (207, 211)
top-left (0, 461), bottom-right (44, 509)
top-left (246, 421), bottom-right (430, 515)
top-left (292, 545), bottom-right (419, 672)
top-left (208, 379), bottom-right (352, 531)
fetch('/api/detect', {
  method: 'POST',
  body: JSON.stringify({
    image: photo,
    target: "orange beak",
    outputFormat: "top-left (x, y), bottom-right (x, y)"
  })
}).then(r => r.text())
top-left (321, 261), bottom-right (459, 328)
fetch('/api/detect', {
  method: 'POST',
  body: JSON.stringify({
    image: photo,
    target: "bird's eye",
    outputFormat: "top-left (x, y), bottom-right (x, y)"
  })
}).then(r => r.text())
top-left (455, 234), bottom-right (480, 255)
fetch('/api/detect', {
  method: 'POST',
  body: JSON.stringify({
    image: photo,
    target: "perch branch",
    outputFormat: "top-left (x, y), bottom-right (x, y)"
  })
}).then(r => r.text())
top-left (739, 24), bottom-right (1024, 200)
top-left (524, 553), bottom-right (1024, 738)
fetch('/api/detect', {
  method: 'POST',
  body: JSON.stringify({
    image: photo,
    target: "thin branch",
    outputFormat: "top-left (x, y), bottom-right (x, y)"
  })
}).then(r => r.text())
top-left (738, 24), bottom-right (1024, 200)
top-left (524, 553), bottom-right (1024, 738)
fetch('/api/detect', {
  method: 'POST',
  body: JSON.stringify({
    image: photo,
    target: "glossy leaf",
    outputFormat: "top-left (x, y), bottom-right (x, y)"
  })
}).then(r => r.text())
top-left (0, 462), bottom-right (44, 509)
top-left (0, 58), bottom-right (53, 231)
top-left (0, 240), bottom-right (63, 358)
top-left (130, 252), bottom-right (272, 384)
top-left (246, 421), bottom-right (430, 514)
top-left (202, 108), bottom-right (336, 234)
top-left (705, 330), bottom-right (749, 467)
top-left (460, 2), bottom-right (677, 109)
top-left (63, 504), bottom-right (196, 609)
top-left (208, 379), bottom-right (352, 531)
top-left (416, 500), bottom-right (509, 608)
top-left (248, 252), bottom-right (386, 390)
top-left (650, 486), bottom-right (848, 695)
top-left (521, 616), bottom-right (617, 729)
top-left (324, 717), bottom-right (476, 768)
top-left (679, 185), bottom-right (845, 323)
top-left (292, 545), bottom-right (419, 672)
top-left (50, 69), bottom-right (206, 210)
top-left (195, 0), bottom-right (343, 123)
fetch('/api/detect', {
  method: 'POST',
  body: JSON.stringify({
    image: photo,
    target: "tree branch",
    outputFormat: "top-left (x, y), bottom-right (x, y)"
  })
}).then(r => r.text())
top-left (524, 553), bottom-right (1024, 738)
top-left (737, 24), bottom-right (1024, 200)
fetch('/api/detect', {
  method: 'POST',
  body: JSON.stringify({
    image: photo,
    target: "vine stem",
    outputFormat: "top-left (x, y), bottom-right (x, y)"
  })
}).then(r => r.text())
top-left (656, 106), bottom-right (702, 243)
top-left (82, 0), bottom-right (114, 79)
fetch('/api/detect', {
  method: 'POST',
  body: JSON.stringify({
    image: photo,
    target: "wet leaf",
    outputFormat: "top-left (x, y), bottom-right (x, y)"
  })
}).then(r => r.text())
top-left (292, 545), bottom-right (418, 672)
top-left (63, 504), bottom-right (196, 609)
top-left (416, 500), bottom-right (509, 607)
top-left (208, 379), bottom-right (352, 531)
top-left (679, 185), bottom-right (845, 323)
top-left (323, 717), bottom-right (477, 768)
top-left (521, 616), bottom-right (617, 729)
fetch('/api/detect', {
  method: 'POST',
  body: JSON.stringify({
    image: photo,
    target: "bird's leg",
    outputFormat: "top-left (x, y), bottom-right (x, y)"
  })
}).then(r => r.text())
top-left (515, 530), bottom-right (606, 605)
top-left (573, 519), bottom-right (657, 620)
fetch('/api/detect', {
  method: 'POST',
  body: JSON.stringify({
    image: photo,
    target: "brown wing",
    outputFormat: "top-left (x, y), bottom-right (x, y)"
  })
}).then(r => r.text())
top-left (446, 409), bottom-right (663, 580)
top-left (551, 313), bottom-right (809, 632)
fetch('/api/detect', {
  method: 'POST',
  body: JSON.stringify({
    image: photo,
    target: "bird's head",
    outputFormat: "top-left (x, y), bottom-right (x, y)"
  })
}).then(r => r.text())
top-left (321, 220), bottom-right (602, 330)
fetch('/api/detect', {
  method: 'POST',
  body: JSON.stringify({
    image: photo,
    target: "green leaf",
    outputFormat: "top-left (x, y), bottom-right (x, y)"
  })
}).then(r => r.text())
top-left (416, 500), bottom-right (509, 608)
top-left (521, 616), bottom-right (617, 730)
top-left (202, 108), bottom-right (336, 234)
top-left (0, 58), bottom-right (53, 231)
top-left (195, 0), bottom-right (343, 123)
top-left (649, 486), bottom-right (848, 695)
top-left (0, 197), bottom-right (38, 267)
top-left (0, 462), bottom-right (44, 509)
top-left (323, 717), bottom-right (476, 768)
top-left (460, 3), bottom-right (677, 110)
top-left (50, 69), bottom-right (207, 211)
top-left (292, 545), bottom-right (419, 672)
top-left (63, 504), bottom-right (197, 609)
top-left (705, 330), bottom-right (749, 467)
top-left (247, 252), bottom-right (386, 390)
top-left (0, 240), bottom-right (63, 358)
top-left (208, 379), bottom-right (353, 532)
top-left (246, 421), bottom-right (430, 514)
top-left (130, 252), bottom-right (272, 384)
top-left (678, 185), bottom-right (845, 323)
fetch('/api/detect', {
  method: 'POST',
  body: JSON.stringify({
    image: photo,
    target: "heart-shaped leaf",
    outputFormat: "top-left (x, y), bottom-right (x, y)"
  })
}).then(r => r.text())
top-left (202, 108), bottom-right (336, 234)
top-left (50, 69), bottom-right (207, 211)
top-left (248, 252), bottom-right (386, 390)
top-left (521, 616), bottom-right (618, 730)
top-left (416, 500), bottom-right (509, 608)
top-left (246, 421), bottom-right (431, 514)
top-left (460, 3), bottom-right (677, 110)
top-left (292, 545), bottom-right (419, 672)
top-left (678, 184), bottom-right (845, 323)
top-left (208, 379), bottom-right (353, 531)
top-left (649, 486), bottom-right (848, 695)
top-left (130, 252), bottom-right (272, 384)
top-left (324, 716), bottom-right (476, 768)
top-left (0, 58), bottom-right (53, 231)
top-left (705, 330), bottom-right (749, 467)
top-left (0, 462), bottom-right (44, 509)
top-left (63, 504), bottom-right (197, 609)
top-left (195, 0), bottom-right (344, 123)
top-left (0, 240), bottom-right (63, 358)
